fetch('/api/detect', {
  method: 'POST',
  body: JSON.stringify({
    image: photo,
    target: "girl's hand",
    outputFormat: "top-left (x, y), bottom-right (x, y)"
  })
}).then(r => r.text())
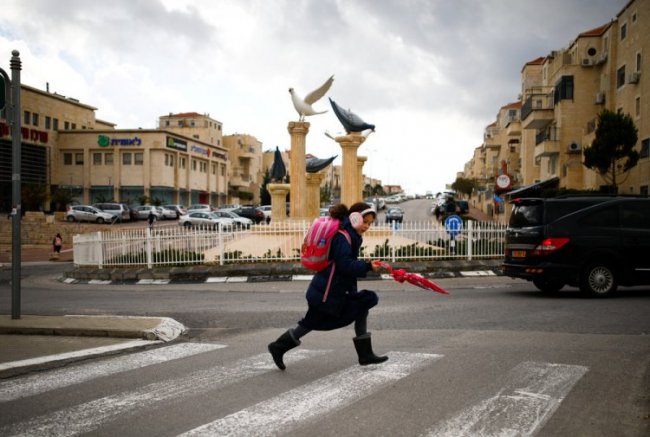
top-left (370, 260), bottom-right (383, 272)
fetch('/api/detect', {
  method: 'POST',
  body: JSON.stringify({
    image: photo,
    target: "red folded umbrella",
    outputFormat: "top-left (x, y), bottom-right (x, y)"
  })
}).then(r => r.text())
top-left (378, 262), bottom-right (450, 295)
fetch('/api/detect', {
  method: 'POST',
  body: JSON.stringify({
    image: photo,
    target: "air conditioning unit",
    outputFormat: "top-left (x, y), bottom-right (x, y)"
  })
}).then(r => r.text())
top-left (628, 72), bottom-right (641, 84)
top-left (568, 142), bottom-right (581, 153)
top-left (595, 92), bottom-right (606, 104)
top-left (596, 53), bottom-right (608, 65)
top-left (581, 58), bottom-right (593, 66)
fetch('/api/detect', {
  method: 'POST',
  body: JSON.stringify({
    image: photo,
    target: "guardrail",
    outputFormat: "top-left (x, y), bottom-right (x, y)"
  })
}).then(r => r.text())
top-left (73, 220), bottom-right (507, 268)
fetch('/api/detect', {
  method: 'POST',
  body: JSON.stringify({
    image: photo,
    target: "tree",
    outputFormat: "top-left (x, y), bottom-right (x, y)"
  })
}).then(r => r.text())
top-left (583, 109), bottom-right (639, 193)
top-left (451, 177), bottom-right (478, 199)
top-left (259, 168), bottom-right (271, 205)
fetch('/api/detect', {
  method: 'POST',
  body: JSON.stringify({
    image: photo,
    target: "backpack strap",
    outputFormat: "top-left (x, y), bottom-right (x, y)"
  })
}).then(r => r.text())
top-left (322, 230), bottom-right (352, 303)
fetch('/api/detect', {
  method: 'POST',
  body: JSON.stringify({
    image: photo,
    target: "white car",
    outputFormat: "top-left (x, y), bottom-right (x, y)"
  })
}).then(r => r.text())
top-left (187, 204), bottom-right (212, 212)
top-left (65, 205), bottom-right (115, 224)
top-left (212, 211), bottom-right (253, 229)
top-left (156, 206), bottom-right (178, 220)
top-left (179, 211), bottom-right (234, 230)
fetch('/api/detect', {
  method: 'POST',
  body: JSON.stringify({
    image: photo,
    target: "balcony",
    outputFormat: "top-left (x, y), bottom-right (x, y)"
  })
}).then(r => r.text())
top-left (505, 120), bottom-right (521, 136)
top-left (521, 93), bottom-right (555, 130)
top-left (534, 128), bottom-right (560, 159)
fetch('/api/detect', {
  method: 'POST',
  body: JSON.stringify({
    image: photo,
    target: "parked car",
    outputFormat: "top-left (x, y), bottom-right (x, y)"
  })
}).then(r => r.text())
top-left (457, 200), bottom-right (469, 214)
top-left (258, 205), bottom-right (272, 223)
top-left (187, 204), bottom-right (212, 213)
top-left (212, 210), bottom-right (253, 229)
top-left (231, 206), bottom-right (265, 224)
top-left (178, 211), bottom-right (234, 230)
top-left (163, 204), bottom-right (187, 218)
top-left (65, 205), bottom-right (114, 224)
top-left (157, 206), bottom-right (178, 220)
top-left (92, 202), bottom-right (131, 222)
top-left (503, 196), bottom-right (650, 297)
top-left (385, 207), bottom-right (404, 223)
top-left (132, 205), bottom-right (161, 220)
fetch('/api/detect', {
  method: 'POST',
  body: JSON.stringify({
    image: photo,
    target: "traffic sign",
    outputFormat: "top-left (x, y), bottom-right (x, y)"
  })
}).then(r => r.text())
top-left (444, 214), bottom-right (463, 237)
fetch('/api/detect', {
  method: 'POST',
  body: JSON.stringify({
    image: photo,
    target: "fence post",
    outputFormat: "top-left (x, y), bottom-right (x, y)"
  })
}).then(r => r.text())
top-left (467, 220), bottom-right (473, 261)
top-left (218, 224), bottom-right (224, 266)
top-left (391, 223), bottom-right (396, 262)
top-left (145, 227), bottom-right (153, 268)
top-left (96, 231), bottom-right (104, 268)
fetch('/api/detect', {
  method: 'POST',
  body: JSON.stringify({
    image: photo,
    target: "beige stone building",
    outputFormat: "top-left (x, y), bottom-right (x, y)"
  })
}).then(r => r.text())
top-left (222, 133), bottom-right (263, 204)
top-left (459, 0), bottom-right (649, 221)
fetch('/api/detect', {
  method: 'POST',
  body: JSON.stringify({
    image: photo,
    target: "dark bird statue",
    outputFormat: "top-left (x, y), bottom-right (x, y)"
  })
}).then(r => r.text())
top-left (329, 98), bottom-right (375, 134)
top-left (270, 146), bottom-right (287, 182)
top-left (306, 155), bottom-right (337, 173)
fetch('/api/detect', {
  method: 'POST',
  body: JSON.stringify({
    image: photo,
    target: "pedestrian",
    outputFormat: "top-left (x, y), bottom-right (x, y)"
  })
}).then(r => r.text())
top-left (268, 202), bottom-right (387, 370)
top-left (147, 209), bottom-right (156, 229)
top-left (52, 233), bottom-right (63, 254)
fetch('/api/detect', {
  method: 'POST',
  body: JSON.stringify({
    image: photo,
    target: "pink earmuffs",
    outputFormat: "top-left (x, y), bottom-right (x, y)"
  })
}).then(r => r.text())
top-left (350, 208), bottom-right (375, 231)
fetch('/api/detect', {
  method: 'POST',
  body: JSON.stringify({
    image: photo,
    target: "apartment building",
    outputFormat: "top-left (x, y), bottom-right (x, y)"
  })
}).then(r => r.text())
top-left (222, 133), bottom-right (263, 204)
top-left (459, 0), bottom-right (649, 221)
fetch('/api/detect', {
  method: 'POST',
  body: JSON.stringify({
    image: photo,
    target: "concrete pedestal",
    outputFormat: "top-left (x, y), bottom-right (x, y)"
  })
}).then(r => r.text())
top-left (288, 121), bottom-right (309, 220)
top-left (335, 133), bottom-right (366, 207)
top-left (305, 172), bottom-right (325, 219)
top-left (357, 155), bottom-right (367, 200)
top-left (267, 183), bottom-right (290, 222)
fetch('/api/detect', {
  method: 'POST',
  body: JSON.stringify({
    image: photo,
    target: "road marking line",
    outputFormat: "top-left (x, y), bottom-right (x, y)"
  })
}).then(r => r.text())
top-left (0, 343), bottom-right (226, 402)
top-left (0, 349), bottom-right (327, 437)
top-left (425, 361), bottom-right (588, 437)
top-left (0, 339), bottom-right (158, 373)
top-left (178, 351), bottom-right (443, 437)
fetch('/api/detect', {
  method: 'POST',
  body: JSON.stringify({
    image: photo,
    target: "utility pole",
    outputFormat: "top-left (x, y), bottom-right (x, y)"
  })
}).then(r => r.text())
top-left (1, 51), bottom-right (22, 318)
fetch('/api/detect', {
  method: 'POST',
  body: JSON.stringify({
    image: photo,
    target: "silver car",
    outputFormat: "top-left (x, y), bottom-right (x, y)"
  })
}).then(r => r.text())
top-left (133, 205), bottom-right (162, 220)
top-left (65, 205), bottom-right (115, 224)
top-left (212, 211), bottom-right (253, 229)
top-left (178, 211), bottom-right (234, 230)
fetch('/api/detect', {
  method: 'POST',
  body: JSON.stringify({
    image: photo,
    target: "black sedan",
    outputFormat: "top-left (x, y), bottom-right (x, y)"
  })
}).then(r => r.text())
top-left (385, 207), bottom-right (404, 223)
top-left (231, 206), bottom-right (265, 224)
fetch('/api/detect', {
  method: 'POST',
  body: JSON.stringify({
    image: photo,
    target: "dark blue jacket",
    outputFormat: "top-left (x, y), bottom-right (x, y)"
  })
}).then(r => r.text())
top-left (305, 218), bottom-right (372, 313)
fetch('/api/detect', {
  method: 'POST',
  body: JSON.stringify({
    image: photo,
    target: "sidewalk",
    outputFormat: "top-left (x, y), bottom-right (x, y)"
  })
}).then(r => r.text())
top-left (0, 245), bottom-right (74, 264)
top-left (0, 315), bottom-right (187, 378)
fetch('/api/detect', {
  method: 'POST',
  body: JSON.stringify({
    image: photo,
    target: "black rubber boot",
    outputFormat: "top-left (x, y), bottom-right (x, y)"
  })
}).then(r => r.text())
top-left (268, 330), bottom-right (301, 370)
top-left (353, 333), bottom-right (388, 366)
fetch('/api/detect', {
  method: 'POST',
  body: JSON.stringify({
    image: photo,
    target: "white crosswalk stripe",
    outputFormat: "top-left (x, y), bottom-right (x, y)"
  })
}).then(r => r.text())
top-left (178, 351), bottom-right (444, 437)
top-left (426, 361), bottom-right (588, 436)
top-left (0, 343), bottom-right (226, 402)
top-left (0, 349), bottom-right (327, 437)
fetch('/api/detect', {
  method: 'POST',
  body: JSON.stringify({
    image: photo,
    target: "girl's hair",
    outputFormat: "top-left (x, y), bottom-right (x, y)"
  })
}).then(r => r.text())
top-left (329, 202), bottom-right (375, 220)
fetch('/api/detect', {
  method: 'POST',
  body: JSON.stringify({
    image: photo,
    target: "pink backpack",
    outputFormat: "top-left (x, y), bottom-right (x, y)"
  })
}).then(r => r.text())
top-left (301, 216), bottom-right (351, 303)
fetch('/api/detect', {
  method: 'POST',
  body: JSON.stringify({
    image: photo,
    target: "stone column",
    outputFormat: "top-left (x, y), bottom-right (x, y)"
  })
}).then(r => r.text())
top-left (287, 121), bottom-right (309, 220)
top-left (357, 155), bottom-right (367, 200)
top-left (305, 172), bottom-right (325, 220)
top-left (335, 133), bottom-right (366, 207)
top-left (267, 183), bottom-right (290, 222)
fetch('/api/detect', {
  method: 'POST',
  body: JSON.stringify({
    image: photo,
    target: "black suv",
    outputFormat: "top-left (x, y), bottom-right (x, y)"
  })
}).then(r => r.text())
top-left (503, 196), bottom-right (650, 297)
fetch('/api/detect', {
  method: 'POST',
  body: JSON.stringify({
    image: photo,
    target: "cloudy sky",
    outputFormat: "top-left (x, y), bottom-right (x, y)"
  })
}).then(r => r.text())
top-left (0, 0), bottom-right (628, 194)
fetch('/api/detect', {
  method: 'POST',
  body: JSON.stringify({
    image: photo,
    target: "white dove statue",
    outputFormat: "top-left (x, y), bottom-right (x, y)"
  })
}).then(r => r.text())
top-left (289, 75), bottom-right (334, 121)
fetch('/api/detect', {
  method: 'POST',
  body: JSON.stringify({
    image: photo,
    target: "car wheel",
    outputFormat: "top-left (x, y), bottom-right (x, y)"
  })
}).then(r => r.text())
top-left (96, 217), bottom-right (105, 224)
top-left (66, 216), bottom-right (76, 222)
top-left (183, 222), bottom-right (192, 228)
top-left (532, 277), bottom-right (564, 293)
top-left (579, 262), bottom-right (617, 297)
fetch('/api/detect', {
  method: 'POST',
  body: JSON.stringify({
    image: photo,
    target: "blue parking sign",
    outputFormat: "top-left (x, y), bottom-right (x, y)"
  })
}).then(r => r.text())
top-left (444, 214), bottom-right (463, 237)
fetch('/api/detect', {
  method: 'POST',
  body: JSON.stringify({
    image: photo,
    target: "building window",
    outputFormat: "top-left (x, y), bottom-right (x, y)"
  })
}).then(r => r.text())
top-left (93, 152), bottom-right (102, 165)
top-left (63, 153), bottom-right (72, 165)
top-left (134, 152), bottom-right (143, 165)
top-left (212, 163), bottom-right (216, 175)
top-left (617, 66), bottom-right (626, 88)
top-left (123, 153), bottom-right (132, 165)
top-left (180, 157), bottom-right (186, 169)
top-left (554, 76), bottom-right (573, 104)
top-left (45, 116), bottom-right (51, 130)
top-left (53, 118), bottom-right (59, 130)
top-left (71, 123), bottom-right (76, 129)
top-left (621, 22), bottom-right (627, 40)
top-left (32, 113), bottom-right (39, 126)
top-left (165, 120), bottom-right (170, 127)
top-left (23, 111), bottom-right (30, 125)
top-left (636, 53), bottom-right (642, 72)
top-left (192, 159), bottom-right (197, 171)
top-left (75, 153), bottom-right (84, 165)
top-left (641, 185), bottom-right (648, 196)
top-left (636, 97), bottom-right (641, 117)
top-left (640, 138), bottom-right (649, 159)
top-left (105, 153), bottom-right (113, 165)
top-left (165, 154), bottom-right (169, 166)
top-left (64, 121), bottom-right (70, 130)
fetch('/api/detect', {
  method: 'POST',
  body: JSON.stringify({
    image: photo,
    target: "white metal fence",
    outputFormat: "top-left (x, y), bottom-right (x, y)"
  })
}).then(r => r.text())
top-left (73, 220), bottom-right (507, 268)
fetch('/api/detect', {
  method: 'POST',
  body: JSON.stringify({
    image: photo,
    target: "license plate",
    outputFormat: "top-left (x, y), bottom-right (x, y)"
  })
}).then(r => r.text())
top-left (512, 250), bottom-right (526, 258)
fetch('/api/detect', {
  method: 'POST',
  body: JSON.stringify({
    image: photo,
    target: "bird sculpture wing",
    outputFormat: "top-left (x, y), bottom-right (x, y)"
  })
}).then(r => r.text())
top-left (329, 98), bottom-right (376, 133)
top-left (304, 75), bottom-right (334, 105)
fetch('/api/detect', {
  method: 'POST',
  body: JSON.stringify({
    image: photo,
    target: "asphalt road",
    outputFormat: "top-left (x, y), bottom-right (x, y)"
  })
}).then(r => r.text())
top-left (1, 267), bottom-right (649, 436)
